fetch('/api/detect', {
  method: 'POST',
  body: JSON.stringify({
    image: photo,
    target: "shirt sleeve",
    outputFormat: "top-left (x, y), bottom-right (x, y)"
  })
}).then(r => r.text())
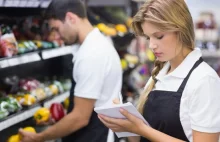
top-left (73, 55), bottom-right (108, 99)
top-left (189, 75), bottom-right (220, 133)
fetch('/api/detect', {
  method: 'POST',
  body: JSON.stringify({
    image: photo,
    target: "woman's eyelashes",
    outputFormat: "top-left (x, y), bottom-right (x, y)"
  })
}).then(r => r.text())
top-left (156, 35), bottom-right (164, 40)
top-left (145, 35), bottom-right (164, 40)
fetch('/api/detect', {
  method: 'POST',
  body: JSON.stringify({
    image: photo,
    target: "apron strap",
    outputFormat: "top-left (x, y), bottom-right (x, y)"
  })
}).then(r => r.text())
top-left (177, 57), bottom-right (203, 93)
top-left (68, 64), bottom-right (76, 113)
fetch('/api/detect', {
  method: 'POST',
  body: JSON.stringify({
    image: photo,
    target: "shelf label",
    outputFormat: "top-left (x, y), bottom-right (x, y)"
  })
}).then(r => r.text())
top-left (25, 53), bottom-right (41, 63)
top-left (0, 60), bottom-right (9, 68)
top-left (0, 0), bottom-right (4, 6)
top-left (7, 53), bottom-right (41, 67)
top-left (42, 46), bottom-right (73, 59)
top-left (8, 57), bottom-right (20, 66)
top-left (13, 0), bottom-right (20, 6)
top-left (33, 1), bottom-right (40, 7)
top-left (4, 0), bottom-right (14, 7)
top-left (19, 0), bottom-right (27, 7)
top-left (40, 0), bottom-right (51, 8)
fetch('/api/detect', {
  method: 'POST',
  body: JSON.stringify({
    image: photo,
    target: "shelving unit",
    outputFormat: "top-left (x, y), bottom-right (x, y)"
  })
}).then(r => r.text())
top-left (0, 105), bottom-right (41, 131)
top-left (0, 46), bottom-right (73, 69)
top-left (0, 91), bottom-right (70, 132)
top-left (0, 0), bottom-right (52, 8)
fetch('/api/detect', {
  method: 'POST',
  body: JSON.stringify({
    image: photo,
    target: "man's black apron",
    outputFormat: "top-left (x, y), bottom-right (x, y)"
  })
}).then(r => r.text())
top-left (62, 65), bottom-right (108, 142)
top-left (141, 57), bottom-right (203, 142)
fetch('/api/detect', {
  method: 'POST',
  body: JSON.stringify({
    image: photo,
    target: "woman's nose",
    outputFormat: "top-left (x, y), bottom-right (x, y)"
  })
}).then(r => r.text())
top-left (149, 43), bottom-right (158, 50)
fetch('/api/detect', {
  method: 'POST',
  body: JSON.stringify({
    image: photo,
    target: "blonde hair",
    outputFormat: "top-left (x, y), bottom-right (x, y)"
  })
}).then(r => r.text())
top-left (131, 0), bottom-right (195, 114)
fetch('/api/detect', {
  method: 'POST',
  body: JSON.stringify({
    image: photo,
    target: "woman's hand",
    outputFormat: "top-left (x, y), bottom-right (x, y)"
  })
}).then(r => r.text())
top-left (98, 108), bottom-right (145, 135)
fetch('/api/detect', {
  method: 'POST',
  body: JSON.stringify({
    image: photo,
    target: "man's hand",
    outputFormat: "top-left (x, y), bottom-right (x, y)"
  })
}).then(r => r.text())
top-left (19, 129), bottom-right (43, 142)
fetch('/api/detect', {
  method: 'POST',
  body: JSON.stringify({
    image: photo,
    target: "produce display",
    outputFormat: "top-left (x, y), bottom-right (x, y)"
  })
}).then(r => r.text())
top-left (0, 77), bottom-right (71, 120)
top-left (0, 17), bottom-right (65, 58)
top-left (34, 103), bottom-right (65, 124)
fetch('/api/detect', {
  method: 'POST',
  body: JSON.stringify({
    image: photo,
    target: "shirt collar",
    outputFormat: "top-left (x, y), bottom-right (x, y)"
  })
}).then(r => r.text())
top-left (72, 28), bottom-right (100, 62)
top-left (156, 48), bottom-right (202, 80)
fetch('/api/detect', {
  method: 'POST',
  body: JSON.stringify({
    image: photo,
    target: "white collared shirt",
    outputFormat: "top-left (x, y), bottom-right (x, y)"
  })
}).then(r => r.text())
top-left (145, 48), bottom-right (220, 141)
top-left (72, 28), bottom-right (122, 107)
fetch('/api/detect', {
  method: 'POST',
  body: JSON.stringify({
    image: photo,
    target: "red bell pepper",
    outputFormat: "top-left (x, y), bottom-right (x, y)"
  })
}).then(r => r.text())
top-left (50, 103), bottom-right (65, 121)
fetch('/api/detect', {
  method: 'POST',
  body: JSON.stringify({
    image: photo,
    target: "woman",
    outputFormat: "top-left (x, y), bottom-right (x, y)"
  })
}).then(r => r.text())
top-left (98, 0), bottom-right (220, 142)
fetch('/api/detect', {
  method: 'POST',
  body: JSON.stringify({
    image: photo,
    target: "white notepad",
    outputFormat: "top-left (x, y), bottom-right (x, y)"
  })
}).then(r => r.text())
top-left (94, 102), bottom-right (150, 138)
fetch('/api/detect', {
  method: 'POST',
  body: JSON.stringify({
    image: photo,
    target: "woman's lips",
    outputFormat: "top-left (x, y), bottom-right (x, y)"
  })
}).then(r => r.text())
top-left (154, 52), bottom-right (162, 57)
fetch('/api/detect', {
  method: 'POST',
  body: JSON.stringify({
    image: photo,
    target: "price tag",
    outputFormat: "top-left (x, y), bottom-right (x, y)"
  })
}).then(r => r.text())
top-left (0, 0), bottom-right (4, 6)
top-left (33, 1), bottom-right (40, 7)
top-left (40, 0), bottom-right (51, 8)
top-left (28, 53), bottom-right (41, 62)
top-left (27, 1), bottom-right (35, 7)
top-left (19, 0), bottom-right (27, 7)
top-left (13, 0), bottom-right (20, 7)
top-left (62, 47), bottom-right (72, 55)
top-left (8, 57), bottom-right (20, 66)
top-left (42, 48), bottom-right (60, 59)
top-left (17, 53), bottom-right (40, 64)
top-left (0, 60), bottom-right (9, 68)
top-left (4, 0), bottom-right (13, 7)
top-left (20, 55), bottom-right (29, 64)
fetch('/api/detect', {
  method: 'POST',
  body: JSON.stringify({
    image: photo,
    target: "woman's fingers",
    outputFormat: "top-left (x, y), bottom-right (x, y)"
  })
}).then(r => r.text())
top-left (113, 98), bottom-right (120, 104)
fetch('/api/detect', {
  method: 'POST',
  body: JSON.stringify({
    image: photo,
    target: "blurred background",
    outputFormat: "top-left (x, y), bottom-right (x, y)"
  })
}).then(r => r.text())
top-left (0, 0), bottom-right (219, 142)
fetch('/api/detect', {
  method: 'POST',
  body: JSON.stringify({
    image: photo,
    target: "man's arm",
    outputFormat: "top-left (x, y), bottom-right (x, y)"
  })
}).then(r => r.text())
top-left (39, 96), bottom-right (96, 141)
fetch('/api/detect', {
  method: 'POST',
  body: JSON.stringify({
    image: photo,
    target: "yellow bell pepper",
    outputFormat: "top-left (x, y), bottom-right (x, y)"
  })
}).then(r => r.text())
top-left (64, 97), bottom-right (69, 109)
top-left (23, 94), bottom-right (36, 106)
top-left (23, 126), bottom-right (36, 133)
top-left (8, 134), bottom-right (20, 142)
top-left (49, 85), bottom-right (59, 95)
top-left (19, 126), bottom-right (36, 140)
top-left (34, 108), bottom-right (50, 124)
top-left (115, 24), bottom-right (128, 33)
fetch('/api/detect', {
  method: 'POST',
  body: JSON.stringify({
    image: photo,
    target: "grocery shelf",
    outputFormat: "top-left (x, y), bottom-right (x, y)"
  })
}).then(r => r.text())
top-left (0, 104), bottom-right (41, 131)
top-left (42, 46), bottom-right (73, 60)
top-left (44, 91), bottom-right (70, 108)
top-left (0, 91), bottom-right (70, 131)
top-left (0, 52), bottom-right (41, 68)
top-left (0, 46), bottom-right (73, 69)
top-left (0, 0), bottom-right (51, 8)
top-left (0, 0), bottom-right (130, 8)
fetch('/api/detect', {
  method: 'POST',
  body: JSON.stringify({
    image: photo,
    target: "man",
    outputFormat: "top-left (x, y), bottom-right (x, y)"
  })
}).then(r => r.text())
top-left (19, 0), bottom-right (122, 142)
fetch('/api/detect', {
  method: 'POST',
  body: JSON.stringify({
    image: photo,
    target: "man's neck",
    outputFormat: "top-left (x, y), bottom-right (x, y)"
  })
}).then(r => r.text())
top-left (78, 19), bottom-right (94, 44)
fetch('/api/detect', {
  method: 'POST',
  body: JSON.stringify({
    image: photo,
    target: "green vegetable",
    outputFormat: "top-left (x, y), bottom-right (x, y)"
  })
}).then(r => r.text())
top-left (0, 109), bottom-right (9, 119)
top-left (0, 97), bottom-right (22, 113)
top-left (53, 81), bottom-right (64, 93)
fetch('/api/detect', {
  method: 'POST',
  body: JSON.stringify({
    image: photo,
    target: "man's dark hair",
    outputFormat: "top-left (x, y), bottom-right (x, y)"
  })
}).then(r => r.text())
top-left (45, 0), bottom-right (87, 21)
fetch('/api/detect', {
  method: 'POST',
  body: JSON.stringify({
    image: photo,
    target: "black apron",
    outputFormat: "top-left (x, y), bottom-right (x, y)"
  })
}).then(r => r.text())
top-left (141, 57), bottom-right (203, 142)
top-left (62, 66), bottom-right (108, 142)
